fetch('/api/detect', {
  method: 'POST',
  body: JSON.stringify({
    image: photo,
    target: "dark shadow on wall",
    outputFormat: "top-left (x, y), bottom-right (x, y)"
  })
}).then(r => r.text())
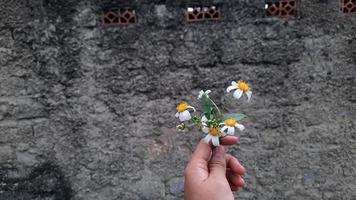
top-left (0, 162), bottom-right (73, 200)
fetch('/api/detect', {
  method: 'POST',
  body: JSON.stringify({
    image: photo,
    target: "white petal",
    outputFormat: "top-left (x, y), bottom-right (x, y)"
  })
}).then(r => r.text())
top-left (199, 90), bottom-right (211, 99)
top-left (227, 126), bottom-right (235, 135)
top-left (233, 89), bottom-right (243, 99)
top-left (179, 110), bottom-right (191, 121)
top-left (187, 106), bottom-right (196, 112)
top-left (201, 115), bottom-right (208, 122)
top-left (204, 134), bottom-right (212, 144)
top-left (227, 85), bottom-right (238, 93)
top-left (231, 81), bottom-right (237, 85)
top-left (198, 90), bottom-right (204, 99)
top-left (221, 126), bottom-right (228, 133)
top-left (221, 132), bottom-right (227, 137)
top-left (246, 91), bottom-right (252, 102)
top-left (220, 126), bottom-right (228, 137)
top-left (179, 113), bottom-right (184, 121)
top-left (236, 124), bottom-right (245, 131)
top-left (175, 112), bottom-right (179, 118)
top-left (183, 110), bottom-right (192, 120)
top-left (202, 126), bottom-right (209, 133)
top-left (212, 136), bottom-right (220, 146)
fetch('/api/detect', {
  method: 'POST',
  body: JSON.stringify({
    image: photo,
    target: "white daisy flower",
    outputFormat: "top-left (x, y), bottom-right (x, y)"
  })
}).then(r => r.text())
top-left (220, 118), bottom-right (245, 136)
top-left (202, 126), bottom-right (221, 146)
top-left (198, 90), bottom-right (211, 99)
top-left (201, 116), bottom-right (221, 146)
top-left (227, 80), bottom-right (252, 101)
top-left (175, 102), bottom-right (196, 122)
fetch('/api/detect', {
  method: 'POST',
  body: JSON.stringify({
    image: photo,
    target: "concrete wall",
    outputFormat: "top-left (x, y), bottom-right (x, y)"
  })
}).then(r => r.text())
top-left (0, 0), bottom-right (355, 199)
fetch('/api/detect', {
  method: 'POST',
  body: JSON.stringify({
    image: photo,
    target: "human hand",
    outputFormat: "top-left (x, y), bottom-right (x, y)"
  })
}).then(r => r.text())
top-left (184, 136), bottom-right (245, 200)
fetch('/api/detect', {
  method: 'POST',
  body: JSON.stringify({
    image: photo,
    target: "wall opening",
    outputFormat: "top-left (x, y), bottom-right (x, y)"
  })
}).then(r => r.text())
top-left (102, 8), bottom-right (137, 25)
top-left (265, 0), bottom-right (297, 18)
top-left (340, 0), bottom-right (356, 14)
top-left (185, 6), bottom-right (221, 22)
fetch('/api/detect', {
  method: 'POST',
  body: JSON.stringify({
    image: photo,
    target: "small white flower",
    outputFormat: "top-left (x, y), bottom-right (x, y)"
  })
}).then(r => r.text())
top-left (220, 118), bottom-right (245, 136)
top-left (227, 80), bottom-right (252, 102)
top-left (175, 102), bottom-right (196, 122)
top-left (201, 117), bottom-right (220, 146)
top-left (187, 7), bottom-right (194, 12)
top-left (198, 90), bottom-right (211, 99)
top-left (202, 126), bottom-right (221, 146)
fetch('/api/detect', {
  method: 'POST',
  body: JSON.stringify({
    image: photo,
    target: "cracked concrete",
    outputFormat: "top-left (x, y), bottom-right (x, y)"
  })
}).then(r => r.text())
top-left (0, 0), bottom-right (355, 199)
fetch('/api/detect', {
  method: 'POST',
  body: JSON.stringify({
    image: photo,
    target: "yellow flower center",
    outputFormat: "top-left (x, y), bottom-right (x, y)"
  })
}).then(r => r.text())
top-left (176, 102), bottom-right (188, 112)
top-left (238, 80), bottom-right (250, 92)
top-left (208, 127), bottom-right (220, 137)
top-left (224, 119), bottom-right (237, 127)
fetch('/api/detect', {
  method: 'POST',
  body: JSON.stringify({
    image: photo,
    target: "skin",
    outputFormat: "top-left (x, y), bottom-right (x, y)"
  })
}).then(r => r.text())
top-left (184, 136), bottom-right (245, 200)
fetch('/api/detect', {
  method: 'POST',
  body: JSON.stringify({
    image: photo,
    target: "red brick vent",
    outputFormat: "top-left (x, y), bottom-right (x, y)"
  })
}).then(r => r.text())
top-left (102, 8), bottom-right (136, 25)
top-left (265, 0), bottom-right (297, 17)
top-left (340, 0), bottom-right (356, 14)
top-left (185, 6), bottom-right (221, 22)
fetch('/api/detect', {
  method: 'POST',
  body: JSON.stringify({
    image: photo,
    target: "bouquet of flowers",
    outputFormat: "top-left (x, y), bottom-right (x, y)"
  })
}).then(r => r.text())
top-left (175, 80), bottom-right (252, 146)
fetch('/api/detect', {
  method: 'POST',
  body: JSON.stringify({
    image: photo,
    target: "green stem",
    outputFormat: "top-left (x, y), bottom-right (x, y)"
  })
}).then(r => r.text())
top-left (208, 97), bottom-right (222, 118)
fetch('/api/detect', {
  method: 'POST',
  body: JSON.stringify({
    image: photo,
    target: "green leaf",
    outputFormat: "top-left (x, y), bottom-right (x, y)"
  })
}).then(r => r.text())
top-left (223, 113), bottom-right (247, 121)
top-left (201, 95), bottom-right (212, 119)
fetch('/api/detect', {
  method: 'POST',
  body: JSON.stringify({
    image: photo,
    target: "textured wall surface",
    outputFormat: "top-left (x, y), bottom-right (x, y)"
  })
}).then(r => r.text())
top-left (0, 0), bottom-right (356, 199)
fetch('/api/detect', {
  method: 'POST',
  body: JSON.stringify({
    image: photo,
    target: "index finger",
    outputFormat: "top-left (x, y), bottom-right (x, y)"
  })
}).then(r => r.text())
top-left (220, 136), bottom-right (239, 145)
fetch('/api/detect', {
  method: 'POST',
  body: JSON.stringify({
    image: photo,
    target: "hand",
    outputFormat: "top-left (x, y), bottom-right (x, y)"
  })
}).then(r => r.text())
top-left (184, 136), bottom-right (245, 200)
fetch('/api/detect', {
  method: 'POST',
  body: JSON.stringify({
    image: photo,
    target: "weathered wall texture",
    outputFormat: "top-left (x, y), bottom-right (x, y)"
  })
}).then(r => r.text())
top-left (0, 0), bottom-right (355, 199)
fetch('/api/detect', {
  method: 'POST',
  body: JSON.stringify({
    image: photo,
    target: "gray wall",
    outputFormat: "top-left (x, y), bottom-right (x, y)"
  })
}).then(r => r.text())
top-left (0, 0), bottom-right (355, 199)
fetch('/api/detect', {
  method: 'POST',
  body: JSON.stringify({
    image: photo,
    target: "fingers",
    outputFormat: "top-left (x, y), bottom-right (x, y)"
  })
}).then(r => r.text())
top-left (208, 145), bottom-right (226, 178)
top-left (226, 154), bottom-right (245, 191)
top-left (191, 137), bottom-right (239, 163)
top-left (227, 172), bottom-right (245, 187)
top-left (220, 136), bottom-right (239, 145)
top-left (226, 169), bottom-right (245, 189)
top-left (186, 137), bottom-right (241, 182)
top-left (230, 184), bottom-right (242, 192)
top-left (226, 154), bottom-right (245, 175)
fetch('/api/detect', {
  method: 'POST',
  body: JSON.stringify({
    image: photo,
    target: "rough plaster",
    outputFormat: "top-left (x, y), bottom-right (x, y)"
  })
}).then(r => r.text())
top-left (0, 0), bottom-right (355, 199)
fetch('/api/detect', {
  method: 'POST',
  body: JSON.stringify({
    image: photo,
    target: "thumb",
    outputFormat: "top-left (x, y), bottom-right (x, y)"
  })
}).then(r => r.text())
top-left (208, 145), bottom-right (226, 178)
